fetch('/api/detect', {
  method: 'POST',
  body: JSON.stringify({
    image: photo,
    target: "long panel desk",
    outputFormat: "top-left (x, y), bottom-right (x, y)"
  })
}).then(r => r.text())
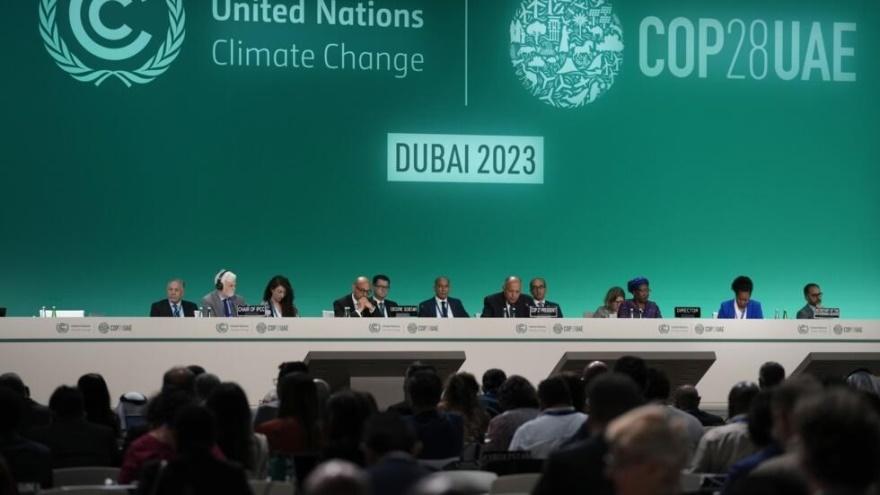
top-left (1, 318), bottom-right (878, 410)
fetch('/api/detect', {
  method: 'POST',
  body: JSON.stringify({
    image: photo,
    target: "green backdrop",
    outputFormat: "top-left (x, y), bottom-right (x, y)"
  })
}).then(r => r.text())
top-left (1, 0), bottom-right (877, 317)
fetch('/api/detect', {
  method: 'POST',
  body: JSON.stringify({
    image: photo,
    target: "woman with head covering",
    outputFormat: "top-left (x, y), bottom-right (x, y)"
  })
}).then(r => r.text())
top-left (617, 277), bottom-right (662, 318)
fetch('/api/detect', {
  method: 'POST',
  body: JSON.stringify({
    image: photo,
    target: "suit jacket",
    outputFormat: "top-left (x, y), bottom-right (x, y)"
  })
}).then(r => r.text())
top-left (717, 299), bottom-right (763, 319)
top-left (149, 299), bottom-right (198, 317)
top-left (201, 291), bottom-right (247, 318)
top-left (371, 298), bottom-right (400, 318)
top-left (796, 304), bottom-right (815, 319)
top-left (332, 294), bottom-right (380, 317)
top-left (29, 418), bottom-right (118, 468)
top-left (417, 297), bottom-right (469, 318)
top-left (532, 433), bottom-right (612, 495)
top-left (531, 300), bottom-right (563, 318)
top-left (481, 292), bottom-right (534, 318)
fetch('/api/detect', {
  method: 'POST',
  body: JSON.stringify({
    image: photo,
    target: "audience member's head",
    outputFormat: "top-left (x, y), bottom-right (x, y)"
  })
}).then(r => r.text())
top-left (606, 405), bottom-right (689, 495)
top-left (304, 460), bottom-right (369, 495)
top-left (770, 375), bottom-right (822, 446)
top-left (727, 381), bottom-right (760, 419)
top-left (481, 369), bottom-right (507, 395)
top-left (561, 372), bottom-right (587, 412)
top-left (48, 385), bottom-right (85, 421)
top-left (186, 365), bottom-right (206, 377)
top-left (0, 387), bottom-right (23, 435)
top-left (537, 375), bottom-right (572, 410)
top-left (407, 371), bottom-right (443, 412)
top-left (672, 385), bottom-right (700, 411)
top-left (846, 369), bottom-right (880, 396)
top-left (442, 372), bottom-right (481, 415)
top-left (582, 361), bottom-right (609, 391)
top-left (314, 378), bottom-right (332, 416)
top-left (277, 373), bottom-right (321, 449)
top-left (759, 361), bottom-right (786, 389)
top-left (204, 382), bottom-right (254, 469)
top-left (76, 373), bottom-right (113, 422)
top-left (194, 373), bottom-right (221, 403)
top-left (746, 389), bottom-right (775, 448)
top-left (362, 412), bottom-right (420, 464)
top-left (796, 388), bottom-right (880, 494)
top-left (586, 373), bottom-right (644, 433)
top-left (613, 356), bottom-right (648, 393)
top-left (325, 390), bottom-right (375, 449)
top-left (173, 405), bottom-right (216, 457)
top-left (277, 361), bottom-right (309, 384)
top-left (146, 389), bottom-right (195, 430)
top-left (643, 368), bottom-right (671, 404)
top-left (497, 375), bottom-right (539, 411)
top-left (0, 373), bottom-right (28, 398)
top-left (405, 361), bottom-right (438, 379)
top-left (162, 366), bottom-right (196, 395)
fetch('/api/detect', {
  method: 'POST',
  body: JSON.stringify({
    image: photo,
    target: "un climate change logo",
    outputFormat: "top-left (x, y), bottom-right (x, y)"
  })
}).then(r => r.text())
top-left (39, 0), bottom-right (185, 87)
top-left (510, 0), bottom-right (623, 108)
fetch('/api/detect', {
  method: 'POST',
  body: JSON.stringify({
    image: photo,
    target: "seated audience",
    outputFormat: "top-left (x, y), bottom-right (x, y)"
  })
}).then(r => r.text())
top-left (161, 366), bottom-right (196, 395)
top-left (321, 390), bottom-right (377, 466)
top-left (439, 372), bottom-right (489, 445)
top-left (364, 412), bottom-right (430, 495)
top-left (508, 375), bottom-right (586, 459)
top-left (795, 387), bottom-right (880, 495)
top-left (387, 361), bottom-right (438, 416)
top-left (561, 372), bottom-right (587, 413)
top-left (481, 376), bottom-right (539, 455)
top-left (533, 372), bottom-right (644, 495)
top-left (29, 385), bottom-right (118, 468)
top-left (256, 373), bottom-right (323, 455)
top-left (204, 382), bottom-right (269, 478)
top-left (478, 368), bottom-right (506, 417)
top-left (118, 389), bottom-right (196, 484)
top-left (612, 355), bottom-right (649, 395)
top-left (137, 405), bottom-right (251, 495)
top-left (404, 371), bottom-right (464, 461)
top-left (77, 373), bottom-right (121, 438)
top-left (0, 373), bottom-right (51, 434)
top-left (256, 361), bottom-right (310, 425)
top-left (673, 385), bottom-right (724, 426)
top-left (606, 406), bottom-right (690, 495)
top-left (721, 389), bottom-right (779, 493)
top-left (194, 373), bottom-right (220, 404)
top-left (643, 368), bottom-right (703, 455)
top-left (0, 387), bottom-right (51, 488)
top-left (690, 381), bottom-right (760, 473)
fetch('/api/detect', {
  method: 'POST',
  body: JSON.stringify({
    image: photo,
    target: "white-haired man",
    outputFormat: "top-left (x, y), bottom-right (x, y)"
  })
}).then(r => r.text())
top-left (202, 269), bottom-right (247, 317)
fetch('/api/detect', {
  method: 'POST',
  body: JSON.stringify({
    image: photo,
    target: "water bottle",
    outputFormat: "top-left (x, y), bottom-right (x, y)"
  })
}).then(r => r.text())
top-left (196, 306), bottom-right (204, 318)
top-left (40, 306), bottom-right (46, 318)
top-left (782, 310), bottom-right (788, 319)
top-left (774, 309), bottom-right (779, 319)
top-left (51, 306), bottom-right (57, 318)
top-left (205, 306), bottom-right (215, 318)
top-left (344, 306), bottom-right (351, 317)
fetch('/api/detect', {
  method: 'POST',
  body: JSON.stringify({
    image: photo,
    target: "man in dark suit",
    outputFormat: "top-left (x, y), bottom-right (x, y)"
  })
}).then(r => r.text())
top-left (418, 276), bottom-right (469, 318)
top-left (0, 387), bottom-right (52, 488)
top-left (481, 276), bottom-right (534, 318)
top-left (29, 386), bottom-right (118, 468)
top-left (0, 373), bottom-right (51, 434)
top-left (370, 274), bottom-right (399, 318)
top-left (333, 276), bottom-right (380, 317)
top-left (150, 279), bottom-right (198, 317)
top-left (529, 277), bottom-right (563, 317)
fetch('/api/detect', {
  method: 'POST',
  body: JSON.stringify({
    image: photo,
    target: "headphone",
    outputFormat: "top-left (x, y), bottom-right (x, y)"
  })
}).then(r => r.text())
top-left (215, 269), bottom-right (229, 291)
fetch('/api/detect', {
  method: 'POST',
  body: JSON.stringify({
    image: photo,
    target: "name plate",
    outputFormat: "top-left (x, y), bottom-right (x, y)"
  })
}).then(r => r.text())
top-left (814, 307), bottom-right (840, 319)
top-left (237, 304), bottom-right (269, 317)
top-left (529, 306), bottom-right (559, 318)
top-left (675, 307), bottom-right (702, 318)
top-left (390, 305), bottom-right (419, 317)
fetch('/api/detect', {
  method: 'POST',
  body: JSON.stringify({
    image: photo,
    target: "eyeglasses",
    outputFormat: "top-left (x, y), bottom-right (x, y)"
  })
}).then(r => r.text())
top-left (374, 285), bottom-right (390, 290)
top-left (808, 292), bottom-right (823, 297)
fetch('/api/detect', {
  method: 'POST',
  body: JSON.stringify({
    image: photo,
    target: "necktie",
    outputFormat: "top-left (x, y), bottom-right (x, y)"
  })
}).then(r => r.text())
top-left (224, 299), bottom-right (232, 317)
top-left (538, 301), bottom-right (544, 308)
top-left (172, 304), bottom-right (181, 317)
top-left (506, 304), bottom-right (512, 318)
top-left (378, 302), bottom-right (385, 317)
top-left (441, 301), bottom-right (448, 317)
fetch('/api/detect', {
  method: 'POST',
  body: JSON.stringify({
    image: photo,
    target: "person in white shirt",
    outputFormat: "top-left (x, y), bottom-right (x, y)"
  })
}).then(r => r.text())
top-left (417, 277), bottom-right (469, 318)
top-left (509, 375), bottom-right (587, 459)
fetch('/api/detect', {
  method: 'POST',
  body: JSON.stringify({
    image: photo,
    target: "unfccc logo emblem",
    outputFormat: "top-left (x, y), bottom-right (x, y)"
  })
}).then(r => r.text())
top-left (39, 0), bottom-right (185, 87)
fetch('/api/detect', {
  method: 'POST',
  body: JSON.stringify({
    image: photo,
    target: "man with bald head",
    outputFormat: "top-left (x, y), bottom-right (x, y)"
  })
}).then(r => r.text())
top-left (417, 277), bottom-right (469, 318)
top-left (529, 277), bottom-right (563, 317)
top-left (481, 276), bottom-right (534, 318)
top-left (150, 279), bottom-right (198, 317)
top-left (333, 276), bottom-right (380, 317)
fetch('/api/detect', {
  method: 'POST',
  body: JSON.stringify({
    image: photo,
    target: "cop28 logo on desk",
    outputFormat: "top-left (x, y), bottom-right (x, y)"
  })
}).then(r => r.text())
top-left (510, 0), bottom-right (623, 108)
top-left (39, 0), bottom-right (185, 87)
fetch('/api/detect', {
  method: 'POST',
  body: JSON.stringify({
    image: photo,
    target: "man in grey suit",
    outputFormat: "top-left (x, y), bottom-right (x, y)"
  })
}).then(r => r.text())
top-left (202, 269), bottom-right (247, 317)
top-left (796, 283), bottom-right (822, 319)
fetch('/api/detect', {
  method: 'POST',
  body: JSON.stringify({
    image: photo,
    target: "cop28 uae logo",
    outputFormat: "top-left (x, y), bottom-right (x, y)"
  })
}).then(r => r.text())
top-left (39, 0), bottom-right (185, 87)
top-left (510, 0), bottom-right (623, 108)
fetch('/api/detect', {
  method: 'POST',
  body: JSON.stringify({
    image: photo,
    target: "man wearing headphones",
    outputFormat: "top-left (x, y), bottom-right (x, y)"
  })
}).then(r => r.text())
top-left (202, 269), bottom-right (247, 317)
